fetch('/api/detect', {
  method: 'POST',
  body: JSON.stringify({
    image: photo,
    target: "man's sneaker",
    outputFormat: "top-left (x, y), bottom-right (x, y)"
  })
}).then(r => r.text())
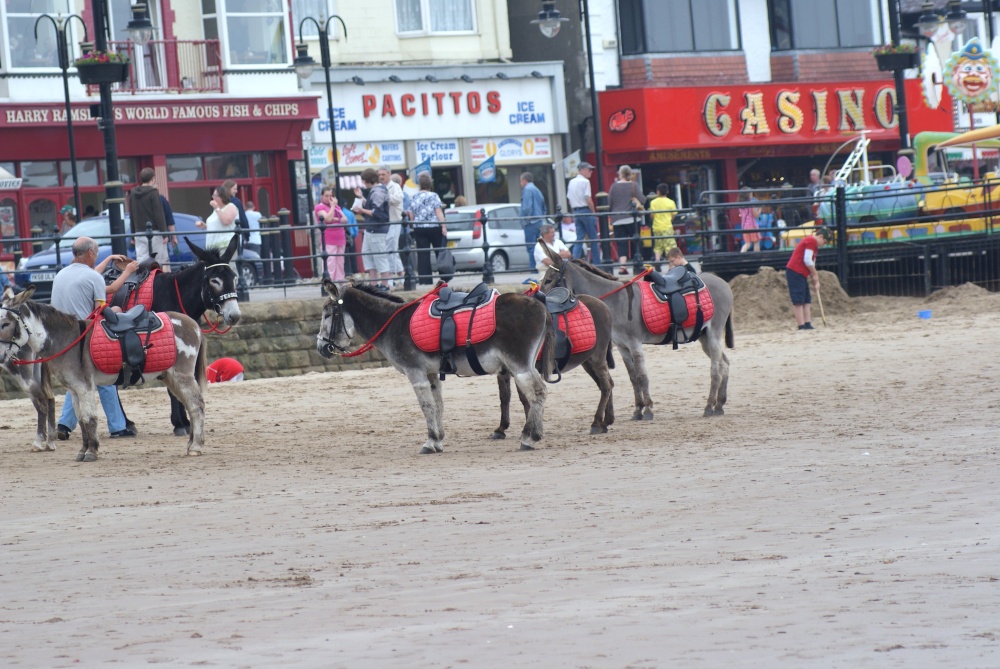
top-left (798, 323), bottom-right (815, 330)
top-left (56, 424), bottom-right (71, 441)
top-left (109, 427), bottom-right (137, 438)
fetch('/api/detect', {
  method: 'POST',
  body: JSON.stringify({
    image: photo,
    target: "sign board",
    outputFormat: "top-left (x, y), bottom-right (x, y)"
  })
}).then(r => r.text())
top-left (415, 139), bottom-right (460, 164)
top-left (0, 178), bottom-right (22, 190)
top-left (470, 136), bottom-right (551, 164)
top-left (308, 142), bottom-right (405, 172)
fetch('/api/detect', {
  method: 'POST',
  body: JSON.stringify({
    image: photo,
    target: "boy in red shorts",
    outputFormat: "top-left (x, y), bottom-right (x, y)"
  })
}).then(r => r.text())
top-left (785, 226), bottom-right (831, 330)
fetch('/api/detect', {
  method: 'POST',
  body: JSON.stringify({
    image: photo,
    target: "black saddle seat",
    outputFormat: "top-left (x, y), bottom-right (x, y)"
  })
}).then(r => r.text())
top-left (101, 304), bottom-right (161, 335)
top-left (540, 286), bottom-right (578, 315)
top-left (430, 282), bottom-right (492, 316)
top-left (99, 305), bottom-right (164, 389)
top-left (103, 254), bottom-right (160, 310)
top-left (648, 265), bottom-right (704, 300)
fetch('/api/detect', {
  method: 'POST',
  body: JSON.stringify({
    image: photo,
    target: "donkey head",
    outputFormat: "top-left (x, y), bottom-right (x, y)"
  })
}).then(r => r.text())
top-left (537, 239), bottom-right (568, 294)
top-left (0, 285), bottom-right (36, 364)
top-left (316, 279), bottom-right (355, 358)
top-left (185, 235), bottom-right (242, 325)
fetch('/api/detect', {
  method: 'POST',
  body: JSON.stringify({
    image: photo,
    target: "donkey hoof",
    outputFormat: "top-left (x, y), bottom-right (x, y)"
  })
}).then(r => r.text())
top-left (642, 410), bottom-right (654, 421)
top-left (186, 449), bottom-right (203, 457)
top-left (590, 425), bottom-right (607, 435)
top-left (83, 451), bottom-right (98, 462)
top-left (519, 443), bottom-right (535, 451)
top-left (75, 450), bottom-right (87, 462)
top-left (490, 430), bottom-right (506, 440)
top-left (703, 408), bottom-right (715, 417)
top-left (631, 411), bottom-right (644, 421)
top-left (714, 407), bottom-right (725, 416)
top-left (420, 446), bottom-right (437, 455)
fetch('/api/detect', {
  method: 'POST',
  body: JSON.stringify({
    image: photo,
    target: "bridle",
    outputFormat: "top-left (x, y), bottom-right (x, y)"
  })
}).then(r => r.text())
top-left (173, 261), bottom-right (239, 334)
top-left (318, 298), bottom-right (348, 356)
top-left (0, 305), bottom-right (30, 362)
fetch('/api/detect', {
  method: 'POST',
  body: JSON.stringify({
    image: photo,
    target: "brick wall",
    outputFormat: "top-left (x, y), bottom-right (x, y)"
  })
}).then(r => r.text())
top-left (622, 54), bottom-right (748, 88)
top-left (770, 50), bottom-right (889, 83)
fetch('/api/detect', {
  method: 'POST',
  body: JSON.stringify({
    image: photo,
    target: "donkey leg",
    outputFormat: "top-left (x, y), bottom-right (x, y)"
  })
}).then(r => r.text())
top-left (428, 374), bottom-right (445, 452)
top-left (715, 351), bottom-right (731, 415)
top-left (410, 372), bottom-right (444, 454)
top-left (29, 390), bottom-right (53, 452)
top-left (700, 336), bottom-right (726, 416)
top-left (492, 372), bottom-right (512, 440)
top-left (165, 370), bottom-right (206, 455)
top-left (582, 359), bottom-right (615, 434)
top-left (512, 368), bottom-right (546, 450)
top-left (74, 389), bottom-right (101, 462)
top-left (617, 343), bottom-right (653, 420)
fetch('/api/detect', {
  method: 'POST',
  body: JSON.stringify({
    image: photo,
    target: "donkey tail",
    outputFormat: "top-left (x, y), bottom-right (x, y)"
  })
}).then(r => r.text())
top-left (725, 313), bottom-right (735, 349)
top-left (196, 335), bottom-right (208, 393)
top-left (605, 341), bottom-right (616, 369)
top-left (540, 314), bottom-right (560, 384)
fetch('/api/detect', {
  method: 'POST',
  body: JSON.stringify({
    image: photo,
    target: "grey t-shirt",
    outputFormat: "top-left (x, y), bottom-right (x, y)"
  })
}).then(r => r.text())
top-left (51, 262), bottom-right (106, 319)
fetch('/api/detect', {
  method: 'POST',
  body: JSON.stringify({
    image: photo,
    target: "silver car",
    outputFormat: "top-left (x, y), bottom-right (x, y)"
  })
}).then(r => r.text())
top-left (443, 204), bottom-right (534, 273)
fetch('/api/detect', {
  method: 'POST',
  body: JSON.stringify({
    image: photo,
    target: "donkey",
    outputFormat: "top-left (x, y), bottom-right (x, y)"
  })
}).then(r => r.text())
top-left (0, 290), bottom-right (55, 452)
top-left (493, 292), bottom-right (615, 439)
top-left (317, 279), bottom-right (554, 453)
top-left (0, 287), bottom-right (208, 462)
top-left (539, 249), bottom-right (735, 418)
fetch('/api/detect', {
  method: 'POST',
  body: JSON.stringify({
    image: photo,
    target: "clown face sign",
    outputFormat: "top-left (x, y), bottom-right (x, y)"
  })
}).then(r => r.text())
top-left (945, 38), bottom-right (1000, 104)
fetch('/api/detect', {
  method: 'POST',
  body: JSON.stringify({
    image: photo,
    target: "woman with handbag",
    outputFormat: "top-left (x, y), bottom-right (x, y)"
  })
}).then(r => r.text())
top-left (607, 165), bottom-right (646, 275)
top-left (409, 172), bottom-right (447, 285)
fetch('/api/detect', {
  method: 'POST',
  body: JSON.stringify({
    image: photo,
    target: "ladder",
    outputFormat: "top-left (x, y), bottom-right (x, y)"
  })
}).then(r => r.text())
top-left (834, 134), bottom-right (871, 184)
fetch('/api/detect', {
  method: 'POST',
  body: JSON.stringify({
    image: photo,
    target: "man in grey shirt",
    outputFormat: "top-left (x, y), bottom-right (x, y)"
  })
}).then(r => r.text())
top-left (52, 237), bottom-right (140, 440)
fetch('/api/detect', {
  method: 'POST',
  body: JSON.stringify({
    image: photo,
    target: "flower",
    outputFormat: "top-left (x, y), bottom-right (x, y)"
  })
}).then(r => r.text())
top-left (872, 43), bottom-right (918, 56)
top-left (74, 50), bottom-right (129, 66)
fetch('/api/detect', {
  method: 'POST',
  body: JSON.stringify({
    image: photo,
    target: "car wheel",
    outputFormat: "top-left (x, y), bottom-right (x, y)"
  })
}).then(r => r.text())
top-left (240, 262), bottom-right (257, 288)
top-left (490, 252), bottom-right (509, 273)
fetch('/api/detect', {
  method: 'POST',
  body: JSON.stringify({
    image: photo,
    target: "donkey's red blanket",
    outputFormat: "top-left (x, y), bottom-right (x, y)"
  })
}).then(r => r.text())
top-left (126, 269), bottom-right (158, 310)
top-left (409, 290), bottom-right (500, 353)
top-left (639, 281), bottom-right (714, 336)
top-left (90, 312), bottom-right (177, 376)
top-left (553, 301), bottom-right (597, 354)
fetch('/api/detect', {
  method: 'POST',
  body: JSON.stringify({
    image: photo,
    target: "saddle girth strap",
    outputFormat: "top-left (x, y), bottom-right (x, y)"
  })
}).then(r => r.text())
top-left (463, 301), bottom-right (488, 377)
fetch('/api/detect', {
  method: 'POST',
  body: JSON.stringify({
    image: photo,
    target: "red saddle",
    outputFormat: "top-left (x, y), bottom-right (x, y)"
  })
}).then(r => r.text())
top-left (90, 311), bottom-right (177, 376)
top-left (551, 301), bottom-right (597, 355)
top-left (409, 289), bottom-right (500, 353)
top-left (639, 280), bottom-right (714, 336)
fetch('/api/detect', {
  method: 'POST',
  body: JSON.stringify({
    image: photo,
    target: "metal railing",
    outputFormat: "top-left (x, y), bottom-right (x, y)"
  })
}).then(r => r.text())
top-left (97, 39), bottom-right (223, 94)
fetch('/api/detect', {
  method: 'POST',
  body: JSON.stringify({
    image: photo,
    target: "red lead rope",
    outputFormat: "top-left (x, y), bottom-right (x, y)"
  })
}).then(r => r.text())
top-left (173, 278), bottom-right (232, 335)
top-left (598, 266), bottom-right (654, 300)
top-left (12, 305), bottom-right (102, 366)
top-left (337, 285), bottom-right (442, 358)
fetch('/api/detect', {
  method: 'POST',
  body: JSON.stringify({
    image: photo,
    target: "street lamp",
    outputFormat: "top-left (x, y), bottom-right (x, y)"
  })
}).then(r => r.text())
top-left (293, 15), bottom-right (348, 198)
top-left (87, 0), bottom-right (159, 255)
top-left (34, 12), bottom-right (87, 219)
top-left (535, 0), bottom-right (610, 266)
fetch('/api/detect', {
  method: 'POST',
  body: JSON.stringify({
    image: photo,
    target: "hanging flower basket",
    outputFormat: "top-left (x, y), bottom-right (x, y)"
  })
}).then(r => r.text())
top-left (873, 48), bottom-right (919, 72)
top-left (74, 50), bottom-right (130, 85)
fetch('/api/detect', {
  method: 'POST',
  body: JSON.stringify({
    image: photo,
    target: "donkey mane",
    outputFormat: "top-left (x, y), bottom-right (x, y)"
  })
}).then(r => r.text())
top-left (569, 258), bottom-right (619, 281)
top-left (351, 283), bottom-right (406, 304)
top-left (25, 299), bottom-right (78, 326)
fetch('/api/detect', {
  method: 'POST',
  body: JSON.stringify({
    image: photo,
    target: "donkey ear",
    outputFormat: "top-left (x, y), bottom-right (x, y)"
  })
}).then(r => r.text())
top-left (540, 237), bottom-right (564, 267)
top-left (1, 286), bottom-right (14, 305)
top-left (185, 236), bottom-right (212, 263)
top-left (323, 279), bottom-right (340, 299)
top-left (12, 285), bottom-right (36, 305)
top-left (221, 233), bottom-right (240, 262)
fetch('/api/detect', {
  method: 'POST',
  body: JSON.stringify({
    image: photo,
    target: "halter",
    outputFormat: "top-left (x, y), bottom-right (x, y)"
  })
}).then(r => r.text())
top-left (319, 285), bottom-right (441, 358)
top-left (0, 305), bottom-right (31, 361)
top-left (173, 261), bottom-right (238, 334)
top-left (6, 305), bottom-right (103, 366)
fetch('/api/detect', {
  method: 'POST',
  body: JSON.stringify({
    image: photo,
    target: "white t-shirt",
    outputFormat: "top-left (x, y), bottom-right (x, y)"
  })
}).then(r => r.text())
top-left (206, 203), bottom-right (238, 250)
top-left (566, 174), bottom-right (592, 210)
top-left (534, 238), bottom-right (569, 271)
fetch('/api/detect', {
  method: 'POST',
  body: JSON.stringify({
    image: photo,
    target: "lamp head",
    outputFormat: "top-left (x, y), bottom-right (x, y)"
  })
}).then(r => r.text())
top-left (531, 1), bottom-right (568, 38)
top-left (945, 0), bottom-right (967, 36)
top-left (125, 3), bottom-right (155, 47)
top-left (916, 2), bottom-right (943, 39)
top-left (293, 42), bottom-right (316, 80)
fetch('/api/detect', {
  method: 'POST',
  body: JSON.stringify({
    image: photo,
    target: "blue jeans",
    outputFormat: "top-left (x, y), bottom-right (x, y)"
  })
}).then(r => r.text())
top-left (523, 221), bottom-right (543, 263)
top-left (571, 208), bottom-right (601, 264)
top-left (58, 386), bottom-right (126, 433)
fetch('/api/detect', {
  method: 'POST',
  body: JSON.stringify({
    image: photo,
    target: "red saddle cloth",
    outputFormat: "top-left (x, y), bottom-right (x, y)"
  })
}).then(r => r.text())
top-left (409, 289), bottom-right (500, 353)
top-left (89, 312), bottom-right (177, 376)
top-left (552, 301), bottom-right (597, 355)
top-left (639, 281), bottom-right (715, 336)
top-left (119, 269), bottom-right (158, 310)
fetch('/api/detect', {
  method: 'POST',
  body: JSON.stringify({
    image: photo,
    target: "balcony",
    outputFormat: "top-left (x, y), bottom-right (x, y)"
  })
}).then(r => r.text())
top-left (98, 39), bottom-right (223, 95)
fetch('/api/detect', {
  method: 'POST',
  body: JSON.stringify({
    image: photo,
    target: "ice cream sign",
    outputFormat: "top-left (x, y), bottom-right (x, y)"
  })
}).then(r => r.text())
top-left (470, 136), bottom-right (551, 164)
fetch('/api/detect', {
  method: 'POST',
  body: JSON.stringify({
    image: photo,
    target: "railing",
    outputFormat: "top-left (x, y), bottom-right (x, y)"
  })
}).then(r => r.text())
top-left (96, 39), bottom-right (223, 94)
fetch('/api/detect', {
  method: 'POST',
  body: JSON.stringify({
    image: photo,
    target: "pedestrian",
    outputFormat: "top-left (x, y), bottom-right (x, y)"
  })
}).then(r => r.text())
top-left (316, 186), bottom-right (346, 282)
top-left (58, 205), bottom-right (76, 235)
top-left (244, 200), bottom-right (263, 255)
top-left (568, 161), bottom-right (601, 264)
top-left (607, 165), bottom-right (645, 275)
top-left (198, 185), bottom-right (239, 252)
top-left (665, 247), bottom-right (695, 273)
top-left (649, 183), bottom-right (678, 266)
top-left (519, 171), bottom-right (546, 273)
top-left (409, 172), bottom-right (446, 285)
top-left (353, 167), bottom-right (393, 290)
top-left (52, 236), bottom-right (140, 441)
top-left (737, 187), bottom-right (761, 253)
top-left (534, 223), bottom-right (571, 273)
top-left (342, 206), bottom-right (359, 276)
top-left (380, 166), bottom-right (405, 286)
top-left (221, 179), bottom-right (250, 247)
top-left (129, 167), bottom-right (176, 268)
top-left (807, 168), bottom-right (822, 197)
top-left (785, 226), bottom-right (832, 331)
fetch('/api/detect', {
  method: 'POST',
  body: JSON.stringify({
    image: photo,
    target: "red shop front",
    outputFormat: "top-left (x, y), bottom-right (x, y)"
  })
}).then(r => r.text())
top-left (0, 96), bottom-right (318, 276)
top-left (598, 79), bottom-right (954, 207)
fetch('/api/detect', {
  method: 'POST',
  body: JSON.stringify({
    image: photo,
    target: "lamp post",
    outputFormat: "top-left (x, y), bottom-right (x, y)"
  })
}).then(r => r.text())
top-left (534, 0), bottom-right (611, 266)
top-left (89, 0), bottom-right (155, 255)
top-left (293, 15), bottom-right (348, 196)
top-left (34, 13), bottom-right (87, 219)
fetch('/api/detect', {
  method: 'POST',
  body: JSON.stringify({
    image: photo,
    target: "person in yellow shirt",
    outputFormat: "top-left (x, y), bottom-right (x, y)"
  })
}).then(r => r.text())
top-left (649, 183), bottom-right (677, 265)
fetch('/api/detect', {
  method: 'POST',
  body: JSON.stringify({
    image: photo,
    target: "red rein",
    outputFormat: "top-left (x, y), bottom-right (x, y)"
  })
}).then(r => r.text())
top-left (337, 285), bottom-right (442, 358)
top-left (173, 278), bottom-right (232, 335)
top-left (12, 305), bottom-right (102, 366)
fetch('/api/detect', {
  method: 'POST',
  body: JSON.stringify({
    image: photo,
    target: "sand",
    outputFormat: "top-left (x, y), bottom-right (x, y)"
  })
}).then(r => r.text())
top-left (1, 273), bottom-right (999, 668)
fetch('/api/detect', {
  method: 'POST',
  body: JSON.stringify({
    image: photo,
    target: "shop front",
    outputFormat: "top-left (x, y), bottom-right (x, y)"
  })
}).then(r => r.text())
top-left (599, 79), bottom-right (955, 209)
top-left (301, 63), bottom-right (568, 213)
top-left (0, 96), bottom-right (317, 274)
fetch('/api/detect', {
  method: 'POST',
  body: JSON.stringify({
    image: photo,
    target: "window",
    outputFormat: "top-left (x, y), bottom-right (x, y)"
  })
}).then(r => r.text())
top-left (291, 0), bottom-right (339, 38)
top-left (60, 160), bottom-right (101, 187)
top-left (619, 0), bottom-right (739, 54)
top-left (769, 0), bottom-right (880, 50)
top-left (167, 156), bottom-right (204, 182)
top-left (5, 0), bottom-right (80, 69)
top-left (206, 154), bottom-right (250, 180)
top-left (20, 161), bottom-right (59, 188)
top-left (207, 0), bottom-right (288, 67)
top-left (394, 0), bottom-right (475, 35)
top-left (253, 153), bottom-right (271, 177)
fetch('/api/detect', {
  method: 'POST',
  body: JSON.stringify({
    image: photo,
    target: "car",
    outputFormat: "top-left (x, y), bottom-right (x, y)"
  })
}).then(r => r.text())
top-left (14, 213), bottom-right (264, 302)
top-left (444, 204), bottom-right (555, 273)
